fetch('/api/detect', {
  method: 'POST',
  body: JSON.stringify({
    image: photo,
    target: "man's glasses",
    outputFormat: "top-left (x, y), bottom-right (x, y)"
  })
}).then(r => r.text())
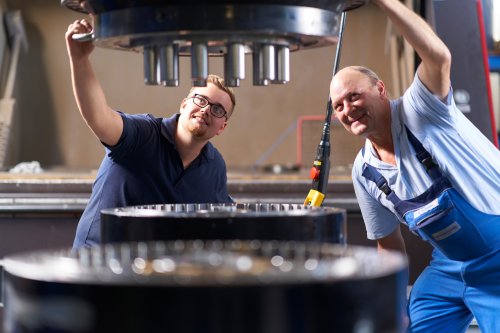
top-left (190, 94), bottom-right (228, 119)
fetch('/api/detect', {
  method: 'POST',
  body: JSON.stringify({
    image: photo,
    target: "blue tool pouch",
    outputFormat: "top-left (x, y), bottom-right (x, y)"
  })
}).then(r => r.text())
top-left (401, 188), bottom-right (492, 261)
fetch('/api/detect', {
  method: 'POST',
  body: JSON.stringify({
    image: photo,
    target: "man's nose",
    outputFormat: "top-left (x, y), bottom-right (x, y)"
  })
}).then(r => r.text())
top-left (343, 101), bottom-right (354, 115)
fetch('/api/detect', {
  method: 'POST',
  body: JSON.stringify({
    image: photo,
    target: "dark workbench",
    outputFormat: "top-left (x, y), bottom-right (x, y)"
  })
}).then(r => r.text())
top-left (0, 168), bottom-right (358, 213)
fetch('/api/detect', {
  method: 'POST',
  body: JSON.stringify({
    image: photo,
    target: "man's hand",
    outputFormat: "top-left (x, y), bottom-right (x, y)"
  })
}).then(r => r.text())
top-left (65, 19), bottom-right (95, 62)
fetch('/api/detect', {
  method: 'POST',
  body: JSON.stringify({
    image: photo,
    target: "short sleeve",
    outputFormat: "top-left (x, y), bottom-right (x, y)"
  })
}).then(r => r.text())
top-left (352, 153), bottom-right (400, 240)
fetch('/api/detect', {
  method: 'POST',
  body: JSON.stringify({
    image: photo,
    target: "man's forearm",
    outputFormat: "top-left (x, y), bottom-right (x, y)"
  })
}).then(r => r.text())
top-left (377, 226), bottom-right (407, 254)
top-left (70, 57), bottom-right (123, 146)
top-left (371, 0), bottom-right (451, 97)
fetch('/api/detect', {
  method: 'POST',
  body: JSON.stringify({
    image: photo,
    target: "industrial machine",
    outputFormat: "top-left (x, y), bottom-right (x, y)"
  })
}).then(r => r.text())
top-left (100, 203), bottom-right (346, 244)
top-left (61, 0), bottom-right (367, 87)
top-left (2, 240), bottom-right (407, 332)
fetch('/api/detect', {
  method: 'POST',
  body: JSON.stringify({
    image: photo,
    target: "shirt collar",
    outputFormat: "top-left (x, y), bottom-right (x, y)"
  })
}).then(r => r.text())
top-left (161, 113), bottom-right (179, 145)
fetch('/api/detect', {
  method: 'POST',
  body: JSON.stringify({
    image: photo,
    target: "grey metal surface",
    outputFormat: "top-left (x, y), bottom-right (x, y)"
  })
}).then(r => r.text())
top-left (431, 0), bottom-right (497, 143)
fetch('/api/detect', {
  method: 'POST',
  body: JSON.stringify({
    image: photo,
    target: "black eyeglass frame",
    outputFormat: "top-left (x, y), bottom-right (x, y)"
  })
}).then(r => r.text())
top-left (190, 94), bottom-right (228, 120)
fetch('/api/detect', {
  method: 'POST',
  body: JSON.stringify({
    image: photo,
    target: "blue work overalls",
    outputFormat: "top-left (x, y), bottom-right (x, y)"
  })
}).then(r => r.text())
top-left (362, 127), bottom-right (500, 333)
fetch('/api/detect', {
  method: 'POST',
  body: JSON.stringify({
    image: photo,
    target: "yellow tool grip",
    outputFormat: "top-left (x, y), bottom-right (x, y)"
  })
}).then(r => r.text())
top-left (304, 189), bottom-right (325, 207)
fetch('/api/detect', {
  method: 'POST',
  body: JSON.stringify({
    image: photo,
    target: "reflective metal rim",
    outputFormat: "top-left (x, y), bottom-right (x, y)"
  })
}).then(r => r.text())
top-left (2, 241), bottom-right (407, 285)
top-left (61, 0), bottom-right (368, 14)
top-left (90, 5), bottom-right (341, 52)
top-left (101, 203), bottom-right (346, 217)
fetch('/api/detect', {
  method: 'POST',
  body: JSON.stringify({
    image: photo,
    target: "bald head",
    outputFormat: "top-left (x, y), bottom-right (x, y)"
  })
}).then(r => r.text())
top-left (332, 66), bottom-right (380, 89)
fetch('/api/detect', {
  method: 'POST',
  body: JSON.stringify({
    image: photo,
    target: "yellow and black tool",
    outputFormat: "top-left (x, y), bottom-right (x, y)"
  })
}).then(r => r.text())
top-left (304, 11), bottom-right (347, 207)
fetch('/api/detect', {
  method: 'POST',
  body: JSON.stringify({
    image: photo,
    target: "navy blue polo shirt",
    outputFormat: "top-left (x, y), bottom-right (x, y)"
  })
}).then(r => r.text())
top-left (73, 113), bottom-right (231, 248)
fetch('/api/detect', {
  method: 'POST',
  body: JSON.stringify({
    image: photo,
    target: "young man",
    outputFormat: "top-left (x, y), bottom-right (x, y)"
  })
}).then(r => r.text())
top-left (66, 19), bottom-right (235, 248)
top-left (330, 0), bottom-right (500, 332)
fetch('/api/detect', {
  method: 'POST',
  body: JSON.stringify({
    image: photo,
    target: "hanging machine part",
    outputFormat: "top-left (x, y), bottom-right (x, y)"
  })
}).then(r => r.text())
top-left (304, 11), bottom-right (347, 207)
top-left (61, 0), bottom-right (366, 87)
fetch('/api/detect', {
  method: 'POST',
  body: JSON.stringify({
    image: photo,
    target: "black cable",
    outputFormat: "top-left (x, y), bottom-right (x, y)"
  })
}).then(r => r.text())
top-left (306, 11), bottom-right (347, 205)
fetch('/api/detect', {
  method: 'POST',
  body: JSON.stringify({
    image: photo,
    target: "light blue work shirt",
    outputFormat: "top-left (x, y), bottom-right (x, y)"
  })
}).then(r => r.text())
top-left (352, 74), bottom-right (500, 240)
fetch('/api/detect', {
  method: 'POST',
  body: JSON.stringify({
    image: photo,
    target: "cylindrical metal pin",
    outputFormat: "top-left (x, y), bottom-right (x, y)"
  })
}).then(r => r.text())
top-left (253, 44), bottom-right (275, 86)
top-left (143, 46), bottom-right (158, 85)
top-left (158, 44), bottom-right (179, 87)
top-left (224, 43), bottom-right (246, 87)
top-left (191, 42), bottom-right (208, 86)
top-left (273, 45), bottom-right (290, 84)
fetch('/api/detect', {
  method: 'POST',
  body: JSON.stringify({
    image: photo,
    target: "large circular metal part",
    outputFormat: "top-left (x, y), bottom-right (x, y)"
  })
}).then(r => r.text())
top-left (3, 240), bottom-right (407, 332)
top-left (61, 0), bottom-right (368, 86)
top-left (100, 203), bottom-right (346, 245)
top-left (62, 0), bottom-right (367, 14)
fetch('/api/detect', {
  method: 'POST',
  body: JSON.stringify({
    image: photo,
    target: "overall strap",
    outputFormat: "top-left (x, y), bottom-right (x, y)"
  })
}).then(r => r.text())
top-left (405, 126), bottom-right (443, 180)
top-left (360, 147), bottom-right (401, 206)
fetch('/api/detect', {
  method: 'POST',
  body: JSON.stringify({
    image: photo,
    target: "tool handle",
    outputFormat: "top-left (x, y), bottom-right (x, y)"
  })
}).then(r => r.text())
top-left (304, 12), bottom-right (347, 207)
top-left (72, 32), bottom-right (94, 42)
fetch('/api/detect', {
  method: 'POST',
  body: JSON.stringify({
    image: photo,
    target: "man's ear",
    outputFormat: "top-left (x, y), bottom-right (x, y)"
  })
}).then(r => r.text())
top-left (376, 80), bottom-right (387, 97)
top-left (215, 122), bottom-right (227, 136)
top-left (179, 98), bottom-right (188, 113)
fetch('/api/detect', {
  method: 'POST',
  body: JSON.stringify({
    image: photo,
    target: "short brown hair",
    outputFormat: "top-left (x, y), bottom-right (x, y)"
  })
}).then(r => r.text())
top-left (190, 74), bottom-right (236, 117)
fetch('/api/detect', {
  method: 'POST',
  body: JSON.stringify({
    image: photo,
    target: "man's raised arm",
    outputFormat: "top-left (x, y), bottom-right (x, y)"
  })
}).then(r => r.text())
top-left (371, 0), bottom-right (452, 99)
top-left (65, 19), bottom-right (123, 146)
